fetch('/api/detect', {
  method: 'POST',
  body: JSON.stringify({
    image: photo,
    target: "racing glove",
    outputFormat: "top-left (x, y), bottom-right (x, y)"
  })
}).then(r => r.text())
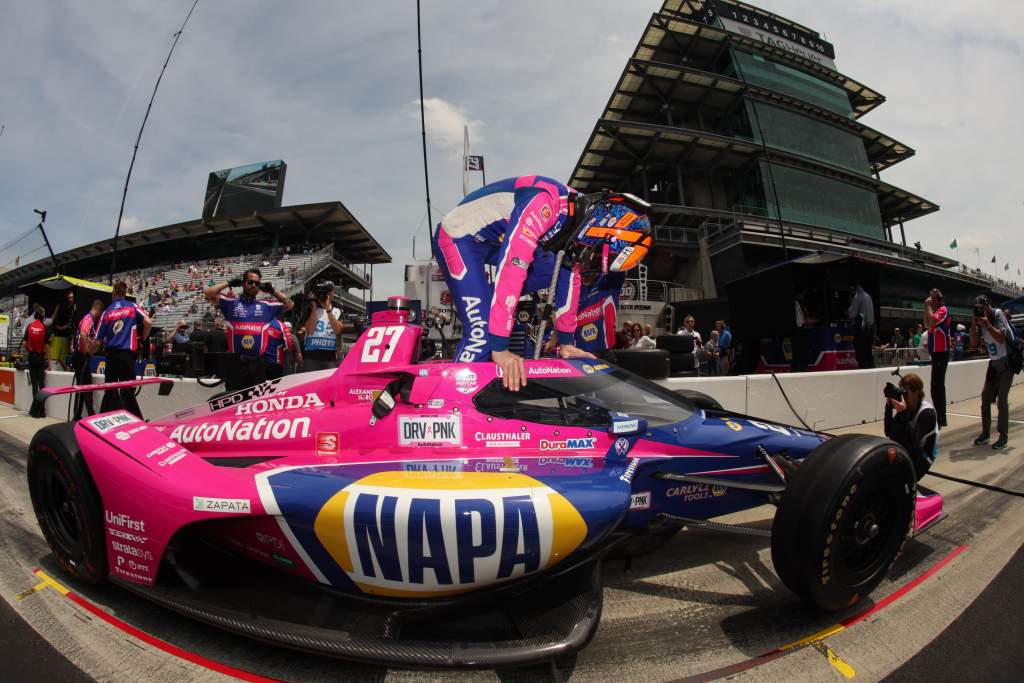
top-left (260, 282), bottom-right (276, 295)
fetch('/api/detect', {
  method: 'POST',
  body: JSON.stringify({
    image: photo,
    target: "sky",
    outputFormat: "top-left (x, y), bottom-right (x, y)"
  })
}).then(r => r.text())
top-left (1, 0), bottom-right (1022, 295)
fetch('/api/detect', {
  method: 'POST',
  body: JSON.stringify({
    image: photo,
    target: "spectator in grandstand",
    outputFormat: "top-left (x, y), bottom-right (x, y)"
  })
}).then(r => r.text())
top-left (848, 281), bottom-right (875, 369)
top-left (90, 281), bottom-right (150, 418)
top-left (971, 295), bottom-right (1013, 450)
top-left (912, 323), bottom-right (924, 349)
top-left (883, 372), bottom-right (938, 481)
top-left (71, 299), bottom-right (104, 420)
top-left (300, 284), bottom-right (343, 371)
top-left (644, 323), bottom-right (654, 337)
top-left (889, 327), bottom-right (906, 349)
top-left (924, 288), bottom-right (950, 427)
top-left (715, 320), bottom-right (733, 375)
top-left (263, 318), bottom-right (292, 380)
top-left (18, 304), bottom-right (51, 418)
top-left (205, 268), bottom-right (293, 390)
top-left (615, 320), bottom-right (633, 350)
top-left (168, 320), bottom-right (190, 352)
top-left (915, 329), bottom-right (930, 362)
top-left (49, 290), bottom-right (75, 371)
top-left (629, 322), bottom-right (656, 351)
top-left (703, 329), bottom-right (720, 376)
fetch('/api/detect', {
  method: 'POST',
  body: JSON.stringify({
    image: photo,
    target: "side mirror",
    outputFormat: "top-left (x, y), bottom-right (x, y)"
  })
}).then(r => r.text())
top-left (608, 413), bottom-right (647, 436)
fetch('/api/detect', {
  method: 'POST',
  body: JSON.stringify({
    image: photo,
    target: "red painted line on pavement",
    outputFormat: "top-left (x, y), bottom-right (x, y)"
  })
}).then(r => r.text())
top-left (675, 544), bottom-right (970, 682)
top-left (61, 589), bottom-right (280, 682)
top-left (840, 544), bottom-right (969, 628)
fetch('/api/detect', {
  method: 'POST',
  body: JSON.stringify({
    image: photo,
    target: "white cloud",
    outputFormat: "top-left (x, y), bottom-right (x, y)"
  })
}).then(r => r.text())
top-left (118, 214), bottom-right (142, 232)
top-left (414, 97), bottom-right (483, 157)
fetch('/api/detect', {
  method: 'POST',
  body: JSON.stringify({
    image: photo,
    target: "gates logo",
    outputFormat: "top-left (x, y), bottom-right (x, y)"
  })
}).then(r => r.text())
top-left (312, 471), bottom-right (587, 597)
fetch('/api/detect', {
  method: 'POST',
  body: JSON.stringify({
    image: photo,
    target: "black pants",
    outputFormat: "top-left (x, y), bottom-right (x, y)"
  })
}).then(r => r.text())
top-left (930, 350), bottom-right (949, 427)
top-left (264, 363), bottom-right (283, 380)
top-left (71, 351), bottom-right (95, 420)
top-left (854, 324), bottom-right (875, 369)
top-left (100, 349), bottom-right (142, 418)
top-left (27, 352), bottom-right (47, 417)
top-left (981, 358), bottom-right (1012, 438)
top-left (792, 328), bottom-right (810, 373)
top-left (226, 358), bottom-right (266, 392)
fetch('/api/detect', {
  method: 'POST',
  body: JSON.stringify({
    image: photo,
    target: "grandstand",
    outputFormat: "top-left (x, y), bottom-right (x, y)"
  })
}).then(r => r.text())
top-left (0, 201), bottom-right (390, 353)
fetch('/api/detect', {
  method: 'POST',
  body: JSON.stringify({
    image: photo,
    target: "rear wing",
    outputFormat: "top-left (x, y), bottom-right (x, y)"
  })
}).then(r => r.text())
top-left (32, 377), bottom-right (175, 416)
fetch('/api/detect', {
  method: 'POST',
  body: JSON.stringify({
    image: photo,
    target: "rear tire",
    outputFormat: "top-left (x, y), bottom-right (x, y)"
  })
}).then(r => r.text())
top-left (770, 434), bottom-right (915, 610)
top-left (27, 423), bottom-right (107, 584)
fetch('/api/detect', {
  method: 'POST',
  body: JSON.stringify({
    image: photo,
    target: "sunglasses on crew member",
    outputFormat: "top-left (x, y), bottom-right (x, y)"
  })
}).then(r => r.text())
top-left (245, 279), bottom-right (260, 286)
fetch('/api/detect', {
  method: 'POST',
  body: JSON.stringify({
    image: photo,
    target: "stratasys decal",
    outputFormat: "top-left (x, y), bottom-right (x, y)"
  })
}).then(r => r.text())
top-left (256, 469), bottom-right (588, 597)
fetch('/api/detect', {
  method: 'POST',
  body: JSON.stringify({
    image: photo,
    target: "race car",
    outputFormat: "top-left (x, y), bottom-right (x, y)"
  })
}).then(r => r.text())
top-left (27, 296), bottom-right (943, 667)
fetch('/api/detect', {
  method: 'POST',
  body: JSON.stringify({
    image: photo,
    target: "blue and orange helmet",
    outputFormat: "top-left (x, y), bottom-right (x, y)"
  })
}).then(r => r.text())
top-left (569, 192), bottom-right (653, 273)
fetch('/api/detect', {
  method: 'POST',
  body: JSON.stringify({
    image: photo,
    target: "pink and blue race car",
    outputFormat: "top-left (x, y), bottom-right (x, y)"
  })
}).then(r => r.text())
top-left (27, 298), bottom-right (943, 667)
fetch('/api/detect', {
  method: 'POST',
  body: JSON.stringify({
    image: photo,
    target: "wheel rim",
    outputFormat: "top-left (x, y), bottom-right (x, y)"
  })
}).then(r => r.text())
top-left (834, 481), bottom-right (905, 586)
top-left (39, 466), bottom-right (83, 557)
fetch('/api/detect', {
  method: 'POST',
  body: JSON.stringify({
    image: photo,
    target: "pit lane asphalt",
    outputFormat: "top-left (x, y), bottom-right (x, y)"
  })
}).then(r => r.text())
top-left (0, 389), bottom-right (1021, 683)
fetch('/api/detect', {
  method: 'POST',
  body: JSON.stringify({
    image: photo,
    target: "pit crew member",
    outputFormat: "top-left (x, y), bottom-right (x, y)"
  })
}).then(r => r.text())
top-left (89, 281), bottom-right (151, 417)
top-left (433, 175), bottom-right (651, 389)
top-left (205, 268), bottom-right (294, 391)
top-left (19, 304), bottom-right (52, 418)
top-left (263, 317), bottom-right (293, 380)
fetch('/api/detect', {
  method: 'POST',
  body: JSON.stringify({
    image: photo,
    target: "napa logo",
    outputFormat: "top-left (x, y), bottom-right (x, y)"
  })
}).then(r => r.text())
top-left (312, 472), bottom-right (587, 597)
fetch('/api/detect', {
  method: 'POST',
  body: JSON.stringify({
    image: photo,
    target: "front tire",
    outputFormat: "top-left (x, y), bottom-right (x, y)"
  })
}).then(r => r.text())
top-left (770, 434), bottom-right (915, 610)
top-left (27, 423), bottom-right (107, 584)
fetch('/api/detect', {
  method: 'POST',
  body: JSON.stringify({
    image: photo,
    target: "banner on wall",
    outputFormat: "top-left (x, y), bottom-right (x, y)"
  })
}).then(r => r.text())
top-left (0, 368), bottom-right (15, 406)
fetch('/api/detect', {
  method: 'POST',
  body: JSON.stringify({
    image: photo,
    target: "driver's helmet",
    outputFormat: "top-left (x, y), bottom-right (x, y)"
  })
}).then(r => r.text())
top-left (571, 192), bottom-right (653, 273)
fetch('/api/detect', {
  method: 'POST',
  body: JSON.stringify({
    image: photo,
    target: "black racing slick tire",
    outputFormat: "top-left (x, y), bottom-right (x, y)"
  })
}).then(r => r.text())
top-left (609, 350), bottom-right (670, 380)
top-left (770, 434), bottom-right (915, 611)
top-left (27, 423), bottom-right (107, 584)
top-left (673, 389), bottom-right (724, 412)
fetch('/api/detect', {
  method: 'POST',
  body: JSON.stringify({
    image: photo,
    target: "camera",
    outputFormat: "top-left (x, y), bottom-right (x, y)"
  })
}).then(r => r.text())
top-left (883, 382), bottom-right (904, 401)
top-left (312, 280), bottom-right (335, 298)
top-left (973, 304), bottom-right (985, 318)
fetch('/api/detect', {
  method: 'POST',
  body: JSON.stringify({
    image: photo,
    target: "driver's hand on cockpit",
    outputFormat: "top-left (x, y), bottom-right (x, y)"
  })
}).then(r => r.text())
top-left (492, 349), bottom-right (526, 392)
top-left (558, 344), bottom-right (597, 361)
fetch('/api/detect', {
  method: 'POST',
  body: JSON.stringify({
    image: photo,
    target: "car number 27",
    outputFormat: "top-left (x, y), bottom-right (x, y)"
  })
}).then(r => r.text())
top-left (361, 325), bottom-right (405, 363)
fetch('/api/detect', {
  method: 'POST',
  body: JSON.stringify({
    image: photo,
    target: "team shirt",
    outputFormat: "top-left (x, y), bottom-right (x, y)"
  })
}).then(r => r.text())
top-left (217, 293), bottom-right (284, 359)
top-left (264, 319), bottom-right (293, 366)
top-left (24, 318), bottom-right (47, 354)
top-left (73, 313), bottom-right (97, 353)
top-left (981, 309), bottom-right (1013, 360)
top-left (94, 298), bottom-right (146, 352)
top-left (574, 273), bottom-right (625, 354)
top-left (928, 304), bottom-right (950, 354)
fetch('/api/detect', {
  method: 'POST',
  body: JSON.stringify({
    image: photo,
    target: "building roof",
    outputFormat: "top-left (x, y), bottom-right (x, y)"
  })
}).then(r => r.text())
top-left (633, 9), bottom-right (883, 118)
top-left (569, 118), bottom-right (939, 226)
top-left (0, 201), bottom-right (390, 293)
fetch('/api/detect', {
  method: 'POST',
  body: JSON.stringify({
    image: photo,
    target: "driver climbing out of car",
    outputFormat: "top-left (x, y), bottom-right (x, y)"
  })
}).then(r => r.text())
top-left (883, 372), bottom-right (938, 480)
top-left (433, 174), bottom-right (653, 390)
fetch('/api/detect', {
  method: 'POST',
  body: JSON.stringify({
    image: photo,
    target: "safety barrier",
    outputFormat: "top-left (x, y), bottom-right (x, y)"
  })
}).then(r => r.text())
top-left (0, 359), bottom-right (1020, 430)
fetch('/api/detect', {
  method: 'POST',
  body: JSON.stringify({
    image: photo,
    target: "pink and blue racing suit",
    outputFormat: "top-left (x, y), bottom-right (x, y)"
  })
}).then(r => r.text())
top-left (432, 175), bottom-right (581, 362)
top-left (574, 273), bottom-right (626, 354)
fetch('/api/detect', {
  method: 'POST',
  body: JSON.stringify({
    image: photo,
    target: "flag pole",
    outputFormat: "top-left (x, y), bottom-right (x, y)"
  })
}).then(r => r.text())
top-left (462, 125), bottom-right (469, 197)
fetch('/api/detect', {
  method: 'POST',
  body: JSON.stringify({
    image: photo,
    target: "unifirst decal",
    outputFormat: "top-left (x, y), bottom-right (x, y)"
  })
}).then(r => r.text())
top-left (169, 417), bottom-right (310, 444)
top-left (312, 472), bottom-right (587, 596)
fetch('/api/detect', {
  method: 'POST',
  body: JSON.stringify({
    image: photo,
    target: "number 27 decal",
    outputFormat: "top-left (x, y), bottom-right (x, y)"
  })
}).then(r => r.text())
top-left (360, 325), bottom-right (405, 363)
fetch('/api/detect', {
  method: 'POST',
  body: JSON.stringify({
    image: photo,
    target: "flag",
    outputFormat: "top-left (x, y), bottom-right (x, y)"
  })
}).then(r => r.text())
top-left (949, 238), bottom-right (957, 249)
top-left (464, 155), bottom-right (484, 172)
top-left (992, 255), bottom-right (997, 263)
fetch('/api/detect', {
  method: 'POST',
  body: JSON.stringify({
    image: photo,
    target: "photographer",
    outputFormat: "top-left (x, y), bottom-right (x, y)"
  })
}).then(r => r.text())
top-left (300, 281), bottom-right (343, 370)
top-left (883, 373), bottom-right (938, 480)
top-left (970, 295), bottom-right (1013, 449)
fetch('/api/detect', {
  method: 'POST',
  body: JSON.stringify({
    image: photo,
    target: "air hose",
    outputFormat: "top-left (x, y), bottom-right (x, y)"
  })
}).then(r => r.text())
top-left (769, 372), bottom-right (1024, 497)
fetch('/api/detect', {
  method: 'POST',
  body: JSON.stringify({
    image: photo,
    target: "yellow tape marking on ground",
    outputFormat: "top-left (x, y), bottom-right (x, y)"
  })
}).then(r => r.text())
top-left (31, 569), bottom-right (71, 595)
top-left (813, 640), bottom-right (857, 678)
top-left (777, 622), bottom-right (846, 651)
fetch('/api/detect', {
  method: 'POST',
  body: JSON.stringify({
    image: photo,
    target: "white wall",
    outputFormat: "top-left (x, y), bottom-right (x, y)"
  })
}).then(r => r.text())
top-left (657, 359), bottom-right (1020, 430)
top-left (0, 359), bottom-right (1018, 430)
